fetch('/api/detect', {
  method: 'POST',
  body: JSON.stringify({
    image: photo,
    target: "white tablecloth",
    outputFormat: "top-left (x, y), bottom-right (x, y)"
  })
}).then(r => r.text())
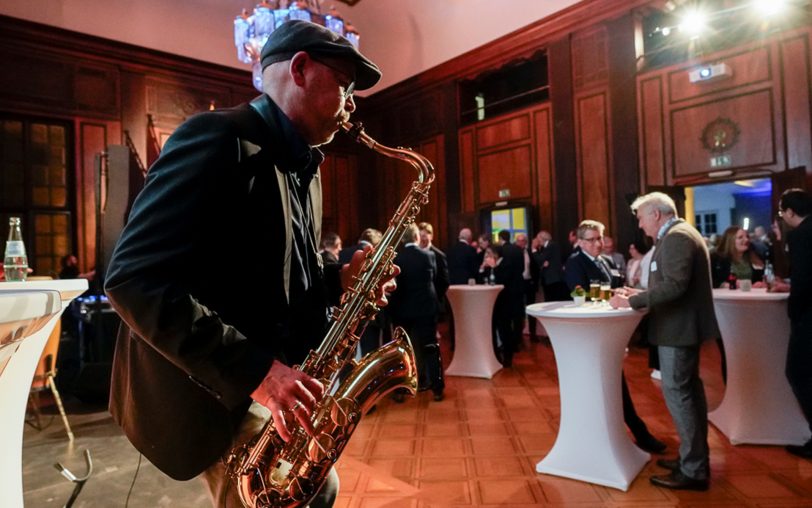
top-left (445, 284), bottom-right (503, 378)
top-left (526, 301), bottom-right (649, 491)
top-left (0, 280), bottom-right (88, 508)
top-left (709, 288), bottom-right (810, 445)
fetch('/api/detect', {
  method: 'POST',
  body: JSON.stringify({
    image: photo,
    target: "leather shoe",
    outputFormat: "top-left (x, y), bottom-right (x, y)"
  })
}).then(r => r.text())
top-left (636, 434), bottom-right (667, 454)
top-left (656, 458), bottom-right (680, 471)
top-left (786, 442), bottom-right (812, 459)
top-left (650, 470), bottom-right (708, 491)
top-left (433, 391), bottom-right (444, 402)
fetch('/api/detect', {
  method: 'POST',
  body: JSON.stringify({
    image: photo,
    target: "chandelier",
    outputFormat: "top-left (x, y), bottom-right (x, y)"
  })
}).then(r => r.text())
top-left (234, 0), bottom-right (359, 91)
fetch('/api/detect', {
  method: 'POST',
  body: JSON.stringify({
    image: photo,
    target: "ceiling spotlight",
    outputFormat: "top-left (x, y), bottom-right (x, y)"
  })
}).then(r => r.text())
top-left (752, 0), bottom-right (788, 16)
top-left (679, 8), bottom-right (708, 38)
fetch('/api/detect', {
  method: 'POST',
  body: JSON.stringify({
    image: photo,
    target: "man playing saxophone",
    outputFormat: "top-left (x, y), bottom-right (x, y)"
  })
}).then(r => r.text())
top-left (105, 20), bottom-right (391, 507)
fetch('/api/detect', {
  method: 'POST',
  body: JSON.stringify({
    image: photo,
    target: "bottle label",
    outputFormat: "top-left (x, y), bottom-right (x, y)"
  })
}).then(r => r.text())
top-left (5, 241), bottom-right (25, 257)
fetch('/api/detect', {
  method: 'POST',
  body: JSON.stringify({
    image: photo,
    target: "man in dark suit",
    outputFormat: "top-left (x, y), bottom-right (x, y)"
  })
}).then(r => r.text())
top-left (338, 227), bottom-right (382, 264)
top-left (418, 222), bottom-right (449, 312)
top-left (612, 192), bottom-right (720, 491)
top-left (515, 233), bottom-right (540, 342)
top-left (565, 220), bottom-right (666, 456)
top-left (533, 230), bottom-right (568, 301)
top-left (390, 224), bottom-right (444, 401)
top-left (104, 21), bottom-right (392, 507)
top-left (496, 230), bottom-right (526, 366)
top-left (447, 227), bottom-right (478, 285)
top-left (776, 189), bottom-right (812, 459)
top-left (319, 231), bottom-right (342, 264)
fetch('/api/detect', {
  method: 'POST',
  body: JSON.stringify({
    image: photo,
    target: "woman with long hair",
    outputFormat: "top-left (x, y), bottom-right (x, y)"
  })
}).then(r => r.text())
top-left (711, 226), bottom-right (766, 288)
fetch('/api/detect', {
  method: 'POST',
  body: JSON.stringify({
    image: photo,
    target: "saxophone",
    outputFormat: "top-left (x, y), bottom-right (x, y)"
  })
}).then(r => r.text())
top-left (227, 121), bottom-right (435, 507)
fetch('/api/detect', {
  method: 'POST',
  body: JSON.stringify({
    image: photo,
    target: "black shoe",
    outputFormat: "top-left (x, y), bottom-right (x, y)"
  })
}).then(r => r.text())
top-left (636, 434), bottom-right (667, 454)
top-left (786, 442), bottom-right (812, 459)
top-left (650, 470), bottom-right (708, 491)
top-left (433, 391), bottom-right (444, 402)
top-left (656, 458), bottom-right (680, 471)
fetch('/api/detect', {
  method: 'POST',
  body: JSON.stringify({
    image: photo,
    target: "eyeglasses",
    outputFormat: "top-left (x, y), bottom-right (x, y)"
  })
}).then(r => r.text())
top-left (311, 57), bottom-right (356, 100)
top-left (581, 236), bottom-right (603, 243)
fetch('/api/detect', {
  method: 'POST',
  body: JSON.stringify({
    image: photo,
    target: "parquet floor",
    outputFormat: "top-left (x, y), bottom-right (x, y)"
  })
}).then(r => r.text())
top-left (22, 329), bottom-right (812, 507)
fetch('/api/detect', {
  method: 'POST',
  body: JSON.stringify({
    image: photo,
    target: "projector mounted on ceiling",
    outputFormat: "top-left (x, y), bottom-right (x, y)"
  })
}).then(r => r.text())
top-left (689, 63), bottom-right (733, 83)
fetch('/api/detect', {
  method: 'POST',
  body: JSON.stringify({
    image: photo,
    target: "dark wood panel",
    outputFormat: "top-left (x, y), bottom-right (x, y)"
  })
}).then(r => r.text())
top-left (74, 63), bottom-right (119, 117)
top-left (781, 35), bottom-right (812, 173)
top-left (671, 89), bottom-right (776, 177)
top-left (639, 77), bottom-right (666, 187)
top-left (77, 122), bottom-right (107, 272)
top-left (533, 108), bottom-right (554, 231)
top-left (668, 47), bottom-right (771, 103)
top-left (576, 92), bottom-right (611, 228)
top-left (571, 26), bottom-right (609, 91)
top-left (415, 137), bottom-right (446, 241)
top-left (459, 129), bottom-right (475, 213)
top-left (475, 114), bottom-right (531, 151)
top-left (477, 145), bottom-right (532, 204)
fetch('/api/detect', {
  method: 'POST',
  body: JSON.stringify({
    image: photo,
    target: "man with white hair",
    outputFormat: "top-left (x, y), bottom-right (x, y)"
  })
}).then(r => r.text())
top-left (448, 227), bottom-right (478, 285)
top-left (611, 192), bottom-right (719, 491)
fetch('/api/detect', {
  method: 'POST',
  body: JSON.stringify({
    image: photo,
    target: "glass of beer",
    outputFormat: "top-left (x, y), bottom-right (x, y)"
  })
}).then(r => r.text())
top-left (589, 280), bottom-right (601, 302)
top-left (600, 284), bottom-right (612, 303)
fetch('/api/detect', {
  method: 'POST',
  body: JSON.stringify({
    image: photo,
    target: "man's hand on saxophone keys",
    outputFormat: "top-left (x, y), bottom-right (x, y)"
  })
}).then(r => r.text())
top-left (250, 362), bottom-right (325, 442)
top-left (340, 245), bottom-right (400, 307)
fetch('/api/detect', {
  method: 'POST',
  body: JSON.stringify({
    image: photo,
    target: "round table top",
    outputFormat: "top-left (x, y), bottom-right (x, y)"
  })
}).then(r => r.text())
top-left (0, 279), bottom-right (89, 302)
top-left (448, 284), bottom-right (504, 292)
top-left (526, 301), bottom-right (644, 319)
top-left (712, 287), bottom-right (788, 301)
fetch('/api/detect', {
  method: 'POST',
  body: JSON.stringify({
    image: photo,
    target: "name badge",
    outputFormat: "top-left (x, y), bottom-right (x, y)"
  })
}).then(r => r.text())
top-left (650, 261), bottom-right (658, 272)
top-left (610, 269), bottom-right (621, 277)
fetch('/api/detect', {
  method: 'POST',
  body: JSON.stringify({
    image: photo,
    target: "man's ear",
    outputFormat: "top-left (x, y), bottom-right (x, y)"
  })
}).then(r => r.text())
top-left (289, 51), bottom-right (310, 87)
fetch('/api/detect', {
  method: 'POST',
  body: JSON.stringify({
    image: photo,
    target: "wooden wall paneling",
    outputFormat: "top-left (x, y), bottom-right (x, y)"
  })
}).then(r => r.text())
top-left (638, 76), bottom-right (667, 188)
top-left (575, 91), bottom-right (612, 229)
top-left (475, 114), bottom-right (531, 150)
top-left (780, 33), bottom-right (812, 174)
top-left (606, 12), bottom-right (641, 246)
top-left (477, 145), bottom-right (533, 204)
top-left (415, 136), bottom-right (446, 241)
top-left (667, 47), bottom-right (772, 103)
top-left (571, 26), bottom-right (609, 91)
top-left (548, 35), bottom-right (580, 244)
top-left (335, 153), bottom-right (359, 245)
top-left (533, 107), bottom-right (555, 231)
top-left (459, 128), bottom-right (476, 213)
top-left (670, 89), bottom-right (778, 179)
top-left (75, 121), bottom-right (108, 272)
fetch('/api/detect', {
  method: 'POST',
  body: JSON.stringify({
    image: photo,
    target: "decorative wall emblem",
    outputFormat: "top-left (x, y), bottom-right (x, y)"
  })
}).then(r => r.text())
top-left (700, 117), bottom-right (741, 154)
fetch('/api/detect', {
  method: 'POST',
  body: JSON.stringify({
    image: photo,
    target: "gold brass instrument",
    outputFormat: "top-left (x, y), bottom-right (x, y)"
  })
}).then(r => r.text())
top-left (227, 121), bottom-right (435, 507)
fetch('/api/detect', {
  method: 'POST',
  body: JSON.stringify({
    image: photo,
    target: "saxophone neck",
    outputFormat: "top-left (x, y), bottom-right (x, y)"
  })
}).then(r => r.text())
top-left (341, 121), bottom-right (435, 186)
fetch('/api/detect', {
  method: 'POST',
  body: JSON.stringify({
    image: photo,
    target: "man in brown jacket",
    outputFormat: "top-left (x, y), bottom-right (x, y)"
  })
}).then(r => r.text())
top-left (610, 192), bottom-right (719, 491)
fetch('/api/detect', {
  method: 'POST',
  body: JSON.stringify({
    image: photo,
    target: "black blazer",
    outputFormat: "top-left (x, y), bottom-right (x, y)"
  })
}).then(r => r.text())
top-left (447, 240), bottom-right (478, 285)
top-left (104, 96), bottom-right (336, 480)
top-left (533, 241), bottom-right (565, 285)
top-left (787, 215), bottom-right (812, 322)
top-left (564, 251), bottom-right (617, 292)
top-left (390, 245), bottom-right (438, 321)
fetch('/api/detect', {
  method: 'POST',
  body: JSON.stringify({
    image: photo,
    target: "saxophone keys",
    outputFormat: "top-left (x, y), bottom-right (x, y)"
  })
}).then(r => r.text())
top-left (331, 398), bottom-right (361, 426)
top-left (306, 433), bottom-right (338, 463)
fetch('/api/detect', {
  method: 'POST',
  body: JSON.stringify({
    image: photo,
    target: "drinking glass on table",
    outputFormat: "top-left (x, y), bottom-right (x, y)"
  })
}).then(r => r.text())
top-left (589, 280), bottom-right (601, 302)
top-left (600, 283), bottom-right (612, 303)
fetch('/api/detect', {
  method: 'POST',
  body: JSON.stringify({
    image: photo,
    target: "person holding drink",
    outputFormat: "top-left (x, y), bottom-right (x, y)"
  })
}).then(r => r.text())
top-left (564, 219), bottom-right (666, 453)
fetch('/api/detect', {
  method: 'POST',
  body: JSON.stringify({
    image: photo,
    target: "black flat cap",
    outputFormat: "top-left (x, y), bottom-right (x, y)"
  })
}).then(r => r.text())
top-left (260, 20), bottom-right (381, 90)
